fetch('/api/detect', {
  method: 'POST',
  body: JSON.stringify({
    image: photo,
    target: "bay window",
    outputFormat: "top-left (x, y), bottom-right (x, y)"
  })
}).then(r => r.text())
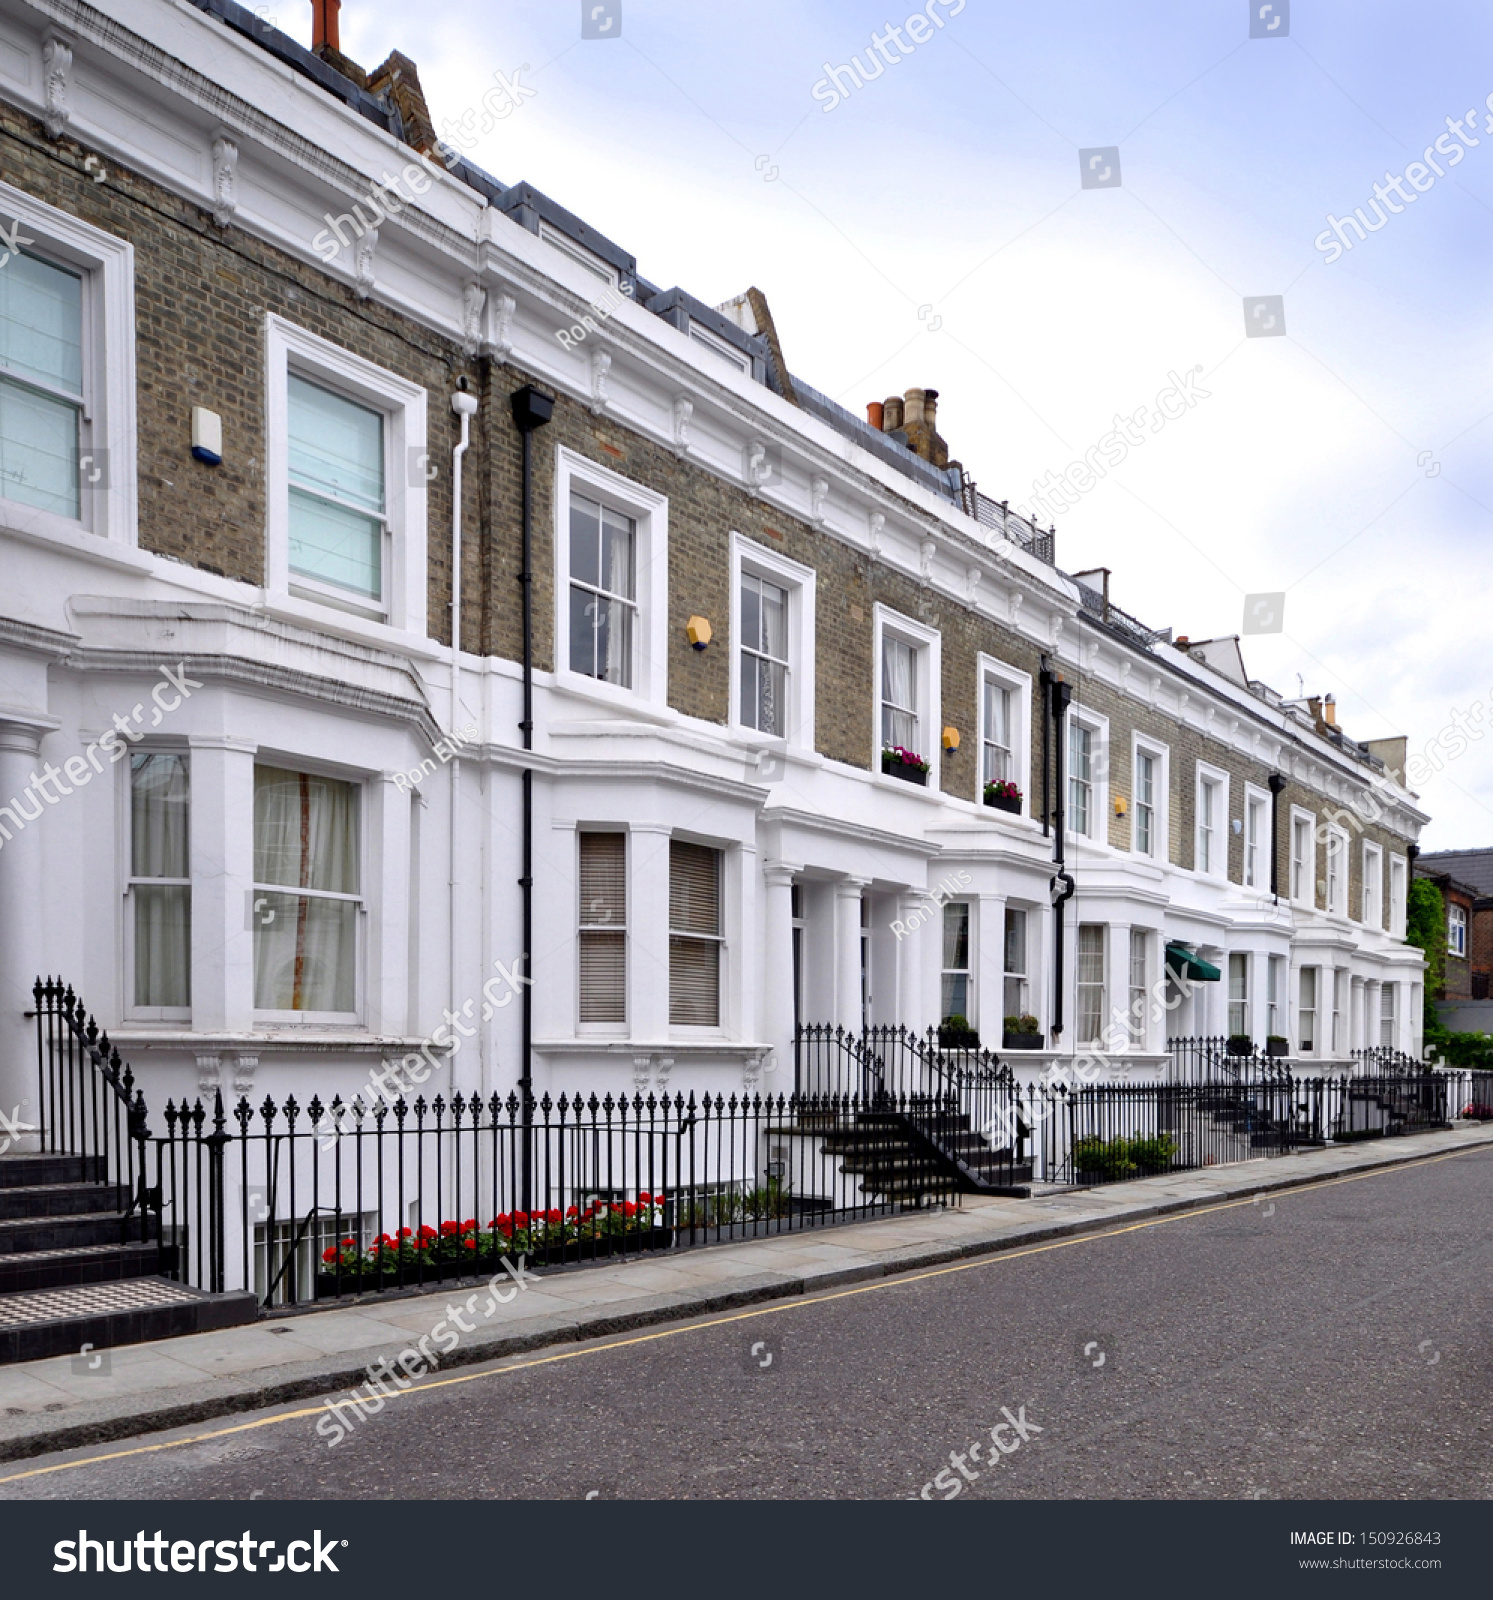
top-left (1076, 924), bottom-right (1106, 1045)
top-left (578, 832), bottom-right (626, 1024)
top-left (1299, 966), bottom-right (1317, 1053)
top-left (1003, 908), bottom-right (1029, 1019)
top-left (940, 903), bottom-right (971, 1023)
top-left (129, 753), bottom-right (190, 1012)
top-left (1228, 953), bottom-right (1249, 1039)
top-left (669, 840), bottom-right (722, 1026)
top-left (253, 766), bottom-right (361, 1016)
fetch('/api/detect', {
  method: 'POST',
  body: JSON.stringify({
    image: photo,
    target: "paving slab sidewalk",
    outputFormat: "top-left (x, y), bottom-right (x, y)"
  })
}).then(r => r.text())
top-left (2, 1122), bottom-right (1490, 1464)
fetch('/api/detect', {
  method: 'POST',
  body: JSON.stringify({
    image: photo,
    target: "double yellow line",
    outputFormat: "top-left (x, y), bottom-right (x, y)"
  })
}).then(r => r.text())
top-left (0, 1144), bottom-right (1478, 1487)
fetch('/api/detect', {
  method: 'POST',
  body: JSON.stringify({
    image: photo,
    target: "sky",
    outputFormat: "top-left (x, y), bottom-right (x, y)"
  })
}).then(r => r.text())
top-left (331, 0), bottom-right (1493, 848)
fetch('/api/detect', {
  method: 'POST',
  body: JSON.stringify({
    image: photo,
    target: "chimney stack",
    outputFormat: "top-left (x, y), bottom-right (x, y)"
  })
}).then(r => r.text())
top-left (311, 0), bottom-right (342, 52)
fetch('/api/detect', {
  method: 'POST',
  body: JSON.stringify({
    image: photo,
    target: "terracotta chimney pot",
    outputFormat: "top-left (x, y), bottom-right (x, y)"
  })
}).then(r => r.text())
top-left (311, 0), bottom-right (342, 53)
top-left (866, 401), bottom-right (884, 431)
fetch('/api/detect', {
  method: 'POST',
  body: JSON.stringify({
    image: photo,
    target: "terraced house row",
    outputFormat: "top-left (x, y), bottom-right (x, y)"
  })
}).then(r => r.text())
top-left (0, 0), bottom-right (1427, 1154)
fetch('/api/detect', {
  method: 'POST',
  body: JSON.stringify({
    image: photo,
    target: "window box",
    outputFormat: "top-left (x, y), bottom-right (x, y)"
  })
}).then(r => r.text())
top-left (1226, 1035), bottom-right (1253, 1057)
top-left (1265, 1036), bottom-right (1290, 1058)
top-left (882, 748), bottom-right (928, 785)
top-left (1003, 1030), bottom-right (1044, 1051)
top-left (937, 1018), bottom-right (980, 1050)
top-left (983, 781), bottom-right (1022, 814)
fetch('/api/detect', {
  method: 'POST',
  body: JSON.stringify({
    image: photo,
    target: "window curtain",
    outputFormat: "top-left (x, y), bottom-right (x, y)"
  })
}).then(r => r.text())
top-left (131, 754), bottom-right (190, 1008)
top-left (881, 638), bottom-right (916, 750)
top-left (253, 766), bottom-right (359, 1012)
top-left (940, 902), bottom-right (970, 1021)
top-left (982, 681), bottom-right (1010, 781)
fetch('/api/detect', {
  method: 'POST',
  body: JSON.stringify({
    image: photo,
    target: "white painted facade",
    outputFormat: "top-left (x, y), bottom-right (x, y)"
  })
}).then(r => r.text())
top-left (0, 0), bottom-right (1426, 1135)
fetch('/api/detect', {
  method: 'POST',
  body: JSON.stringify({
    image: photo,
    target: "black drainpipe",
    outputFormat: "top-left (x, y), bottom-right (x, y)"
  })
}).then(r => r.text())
top-left (510, 384), bottom-right (554, 1210)
top-left (1046, 671), bottom-right (1074, 1041)
top-left (1268, 773), bottom-right (1287, 900)
top-left (1039, 656), bottom-right (1052, 840)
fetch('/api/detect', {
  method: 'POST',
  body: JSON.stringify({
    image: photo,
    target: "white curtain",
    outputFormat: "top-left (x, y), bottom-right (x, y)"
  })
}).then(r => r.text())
top-left (881, 638), bottom-right (916, 750)
top-left (131, 754), bottom-right (189, 1008)
top-left (253, 766), bottom-right (359, 1012)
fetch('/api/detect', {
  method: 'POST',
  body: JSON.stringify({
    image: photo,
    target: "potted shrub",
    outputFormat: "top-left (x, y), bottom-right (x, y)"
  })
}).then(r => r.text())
top-left (937, 1014), bottom-right (980, 1049)
top-left (1003, 1014), bottom-right (1043, 1050)
top-left (882, 745), bottom-right (929, 786)
top-left (1226, 1034), bottom-right (1253, 1057)
top-left (983, 778), bottom-right (1023, 814)
top-left (1265, 1035), bottom-right (1290, 1058)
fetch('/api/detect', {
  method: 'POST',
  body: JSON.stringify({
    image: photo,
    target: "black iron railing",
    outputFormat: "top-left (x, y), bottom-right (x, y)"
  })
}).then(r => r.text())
top-left (32, 977), bottom-right (157, 1249)
top-left (1168, 1036), bottom-right (1294, 1085)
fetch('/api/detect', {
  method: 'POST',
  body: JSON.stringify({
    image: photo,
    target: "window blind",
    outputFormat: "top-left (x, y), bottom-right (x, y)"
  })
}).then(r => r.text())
top-left (579, 832), bottom-right (626, 1022)
top-left (669, 840), bottom-right (720, 1025)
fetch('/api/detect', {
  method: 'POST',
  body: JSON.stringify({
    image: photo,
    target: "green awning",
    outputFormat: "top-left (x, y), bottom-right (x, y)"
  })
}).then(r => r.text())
top-left (1165, 944), bottom-right (1221, 982)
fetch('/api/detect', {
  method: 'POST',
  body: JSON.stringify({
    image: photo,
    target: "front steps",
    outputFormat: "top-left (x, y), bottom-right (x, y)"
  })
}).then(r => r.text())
top-left (0, 1152), bottom-right (255, 1365)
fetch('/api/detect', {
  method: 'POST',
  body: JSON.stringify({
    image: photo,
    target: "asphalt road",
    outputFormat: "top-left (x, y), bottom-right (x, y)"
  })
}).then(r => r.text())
top-left (4, 1145), bottom-right (1492, 1501)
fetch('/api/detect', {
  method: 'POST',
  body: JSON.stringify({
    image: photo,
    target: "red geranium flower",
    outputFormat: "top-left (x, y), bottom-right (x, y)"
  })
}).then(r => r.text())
top-left (340, 1237), bottom-right (356, 1247)
top-left (461, 1218), bottom-right (477, 1232)
top-left (322, 1245), bottom-right (338, 1263)
top-left (463, 1239), bottom-right (477, 1251)
top-left (417, 1224), bottom-right (438, 1240)
top-left (639, 1192), bottom-right (652, 1204)
top-left (622, 1201), bottom-right (637, 1217)
top-left (546, 1208), bottom-right (562, 1224)
top-left (565, 1205), bottom-right (579, 1218)
top-left (398, 1226), bottom-right (413, 1238)
top-left (513, 1211), bottom-right (529, 1228)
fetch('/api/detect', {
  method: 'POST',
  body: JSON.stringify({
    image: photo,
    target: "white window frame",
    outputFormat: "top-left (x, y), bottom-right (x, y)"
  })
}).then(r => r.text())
top-left (264, 315), bottom-right (428, 633)
top-left (1325, 825), bottom-right (1349, 917)
top-left (1128, 928), bottom-right (1150, 1047)
top-left (1266, 954), bottom-right (1283, 1039)
top-left (121, 746), bottom-right (192, 1025)
top-left (1195, 763), bottom-right (1229, 880)
top-left (1290, 807), bottom-right (1317, 908)
top-left (873, 605), bottom-right (941, 788)
top-left (978, 655), bottom-right (1032, 814)
top-left (1131, 736), bottom-right (1168, 860)
top-left (668, 834), bottom-right (729, 1035)
top-left (1298, 965), bottom-right (1317, 1054)
top-left (1243, 784), bottom-right (1270, 890)
top-left (1064, 706), bottom-right (1108, 842)
top-left (1379, 981), bottom-right (1397, 1048)
top-left (729, 532), bottom-right (816, 749)
top-left (1362, 841), bottom-right (1383, 928)
top-left (1332, 968), bottom-right (1346, 1054)
top-left (1388, 853), bottom-right (1408, 938)
top-left (1228, 952), bottom-right (1250, 1039)
top-left (1003, 905), bottom-right (1030, 1023)
top-left (939, 901), bottom-right (974, 1026)
top-left (1449, 902), bottom-right (1468, 958)
top-left (1075, 922), bottom-right (1107, 1046)
top-left (576, 828), bottom-right (628, 1033)
top-left (0, 178), bottom-right (136, 549)
top-left (554, 445), bottom-right (669, 711)
top-left (251, 759), bottom-right (368, 1027)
